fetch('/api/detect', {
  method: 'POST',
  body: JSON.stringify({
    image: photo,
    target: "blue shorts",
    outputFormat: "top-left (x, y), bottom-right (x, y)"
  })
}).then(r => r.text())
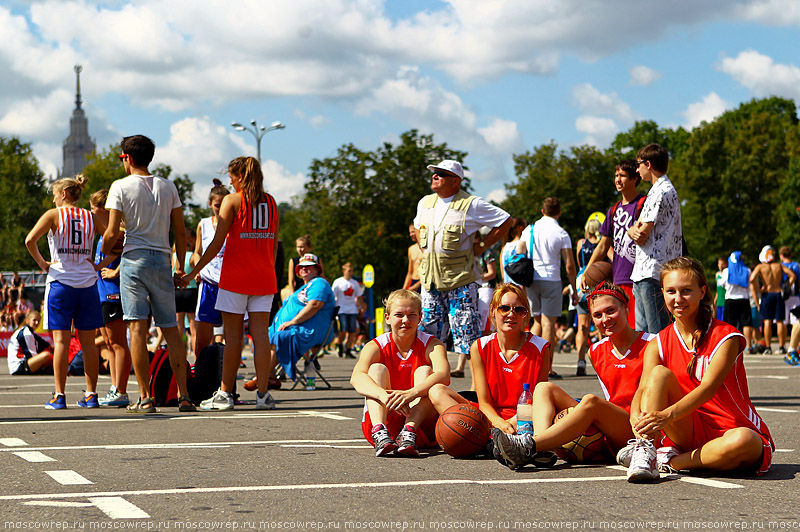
top-left (338, 313), bottom-right (358, 333)
top-left (120, 249), bottom-right (177, 328)
top-left (45, 281), bottom-right (103, 331)
top-left (760, 292), bottom-right (785, 322)
top-left (196, 281), bottom-right (222, 326)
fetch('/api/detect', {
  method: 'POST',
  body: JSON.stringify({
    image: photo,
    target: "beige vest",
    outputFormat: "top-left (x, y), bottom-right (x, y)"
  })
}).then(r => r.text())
top-left (417, 190), bottom-right (476, 291)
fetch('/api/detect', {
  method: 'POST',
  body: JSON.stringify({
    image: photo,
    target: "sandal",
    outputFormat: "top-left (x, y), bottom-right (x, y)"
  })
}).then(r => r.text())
top-left (126, 397), bottom-right (157, 414)
top-left (178, 395), bottom-right (197, 412)
top-left (450, 370), bottom-right (465, 378)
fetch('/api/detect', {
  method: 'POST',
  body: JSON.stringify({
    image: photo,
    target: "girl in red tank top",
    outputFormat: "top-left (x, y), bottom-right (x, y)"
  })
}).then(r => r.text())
top-left (632, 257), bottom-right (774, 478)
top-left (351, 289), bottom-right (449, 457)
top-left (491, 282), bottom-right (653, 470)
top-left (184, 157), bottom-right (279, 409)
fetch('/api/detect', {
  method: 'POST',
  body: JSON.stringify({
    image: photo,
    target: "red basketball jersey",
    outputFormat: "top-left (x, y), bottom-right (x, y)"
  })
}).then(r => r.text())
top-left (589, 332), bottom-right (653, 413)
top-left (657, 319), bottom-right (774, 451)
top-left (218, 191), bottom-right (278, 295)
top-left (479, 332), bottom-right (549, 419)
top-left (372, 331), bottom-right (434, 390)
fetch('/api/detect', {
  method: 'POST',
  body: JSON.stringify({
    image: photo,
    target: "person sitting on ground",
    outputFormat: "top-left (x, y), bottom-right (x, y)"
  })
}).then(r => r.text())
top-left (624, 257), bottom-right (774, 482)
top-left (268, 253), bottom-right (335, 383)
top-left (492, 282), bottom-right (653, 471)
top-left (350, 289), bottom-right (449, 457)
top-left (7, 311), bottom-right (53, 375)
top-left (427, 283), bottom-right (550, 460)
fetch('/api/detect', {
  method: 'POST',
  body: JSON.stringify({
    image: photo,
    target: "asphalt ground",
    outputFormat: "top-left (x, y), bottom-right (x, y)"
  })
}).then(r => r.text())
top-left (1, 348), bottom-right (799, 532)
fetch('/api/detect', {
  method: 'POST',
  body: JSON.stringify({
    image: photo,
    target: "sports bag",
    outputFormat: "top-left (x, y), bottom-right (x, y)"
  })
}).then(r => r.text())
top-left (504, 226), bottom-right (535, 287)
top-left (149, 347), bottom-right (179, 407)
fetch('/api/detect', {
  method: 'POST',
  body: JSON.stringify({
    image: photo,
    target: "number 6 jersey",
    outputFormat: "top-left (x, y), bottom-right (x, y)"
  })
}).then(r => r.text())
top-left (47, 206), bottom-right (97, 288)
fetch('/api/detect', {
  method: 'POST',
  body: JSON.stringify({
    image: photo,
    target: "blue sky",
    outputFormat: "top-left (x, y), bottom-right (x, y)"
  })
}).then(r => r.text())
top-left (1, 1), bottom-right (799, 205)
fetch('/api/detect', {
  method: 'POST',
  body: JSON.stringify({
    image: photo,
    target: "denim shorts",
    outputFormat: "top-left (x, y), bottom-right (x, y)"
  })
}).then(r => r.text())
top-left (120, 249), bottom-right (177, 328)
top-left (338, 313), bottom-right (358, 333)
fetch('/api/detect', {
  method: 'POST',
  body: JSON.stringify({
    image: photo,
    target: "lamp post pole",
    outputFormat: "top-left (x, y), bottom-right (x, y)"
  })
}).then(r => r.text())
top-left (230, 120), bottom-right (286, 163)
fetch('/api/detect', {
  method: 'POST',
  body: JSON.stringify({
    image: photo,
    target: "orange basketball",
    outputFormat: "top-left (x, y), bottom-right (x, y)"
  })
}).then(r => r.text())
top-left (551, 407), bottom-right (611, 463)
top-left (583, 261), bottom-right (612, 289)
top-left (435, 404), bottom-right (490, 457)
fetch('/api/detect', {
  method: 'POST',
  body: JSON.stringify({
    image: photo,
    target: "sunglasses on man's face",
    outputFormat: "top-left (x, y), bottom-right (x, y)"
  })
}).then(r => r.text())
top-left (433, 171), bottom-right (457, 179)
top-left (496, 304), bottom-right (528, 316)
top-left (119, 154), bottom-right (128, 160)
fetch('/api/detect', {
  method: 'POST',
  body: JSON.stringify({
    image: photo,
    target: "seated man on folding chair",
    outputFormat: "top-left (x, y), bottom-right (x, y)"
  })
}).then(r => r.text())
top-left (267, 253), bottom-right (336, 386)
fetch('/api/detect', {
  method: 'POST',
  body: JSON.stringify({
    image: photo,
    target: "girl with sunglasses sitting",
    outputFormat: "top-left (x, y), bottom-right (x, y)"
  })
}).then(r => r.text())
top-left (492, 281), bottom-right (652, 471)
top-left (428, 283), bottom-right (550, 457)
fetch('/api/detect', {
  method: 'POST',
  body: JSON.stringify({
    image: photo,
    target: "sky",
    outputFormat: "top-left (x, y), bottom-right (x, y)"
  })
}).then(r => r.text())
top-left (1, 0), bottom-right (799, 206)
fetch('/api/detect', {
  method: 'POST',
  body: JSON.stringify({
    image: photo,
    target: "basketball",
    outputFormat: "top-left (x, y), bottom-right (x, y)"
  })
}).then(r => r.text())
top-left (583, 261), bottom-right (612, 289)
top-left (551, 407), bottom-right (611, 463)
top-left (435, 403), bottom-right (490, 457)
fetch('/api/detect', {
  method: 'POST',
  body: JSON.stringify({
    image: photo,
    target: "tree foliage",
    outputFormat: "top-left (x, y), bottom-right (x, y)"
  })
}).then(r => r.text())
top-left (279, 130), bottom-right (467, 299)
top-left (0, 137), bottom-right (50, 270)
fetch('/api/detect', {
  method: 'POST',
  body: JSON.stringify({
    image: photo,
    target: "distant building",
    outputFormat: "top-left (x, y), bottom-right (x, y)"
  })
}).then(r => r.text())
top-left (60, 65), bottom-right (96, 178)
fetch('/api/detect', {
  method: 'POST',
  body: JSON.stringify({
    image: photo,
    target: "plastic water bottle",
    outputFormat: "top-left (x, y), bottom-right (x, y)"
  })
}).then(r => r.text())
top-left (516, 383), bottom-right (533, 436)
top-left (305, 362), bottom-right (316, 391)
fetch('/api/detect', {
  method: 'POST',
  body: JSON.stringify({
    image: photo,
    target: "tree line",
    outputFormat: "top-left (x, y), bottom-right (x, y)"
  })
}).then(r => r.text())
top-left (1, 97), bottom-right (798, 300)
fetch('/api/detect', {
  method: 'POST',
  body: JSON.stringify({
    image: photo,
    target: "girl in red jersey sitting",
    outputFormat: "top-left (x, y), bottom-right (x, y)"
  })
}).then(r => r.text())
top-left (624, 257), bottom-right (774, 482)
top-left (428, 283), bottom-right (550, 458)
top-left (350, 289), bottom-right (450, 457)
top-left (493, 281), bottom-right (653, 469)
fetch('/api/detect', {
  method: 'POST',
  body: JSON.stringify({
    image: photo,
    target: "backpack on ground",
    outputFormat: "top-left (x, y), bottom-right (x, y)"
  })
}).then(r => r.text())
top-left (149, 347), bottom-right (179, 407)
top-left (189, 342), bottom-right (236, 405)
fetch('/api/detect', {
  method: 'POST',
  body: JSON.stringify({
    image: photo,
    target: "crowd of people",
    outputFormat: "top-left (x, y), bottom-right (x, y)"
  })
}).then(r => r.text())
top-left (11, 135), bottom-right (782, 483)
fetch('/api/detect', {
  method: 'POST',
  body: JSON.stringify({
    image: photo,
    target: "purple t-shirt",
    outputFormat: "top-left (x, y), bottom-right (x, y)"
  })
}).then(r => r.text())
top-left (599, 194), bottom-right (645, 286)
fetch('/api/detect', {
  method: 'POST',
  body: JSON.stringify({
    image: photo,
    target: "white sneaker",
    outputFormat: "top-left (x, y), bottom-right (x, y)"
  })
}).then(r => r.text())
top-left (199, 389), bottom-right (233, 411)
top-left (657, 446), bottom-right (680, 473)
top-left (616, 438), bottom-right (637, 467)
top-left (256, 391), bottom-right (276, 410)
top-left (626, 438), bottom-right (659, 483)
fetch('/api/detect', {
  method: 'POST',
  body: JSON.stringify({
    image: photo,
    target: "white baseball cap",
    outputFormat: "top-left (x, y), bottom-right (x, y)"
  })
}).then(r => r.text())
top-left (426, 160), bottom-right (464, 180)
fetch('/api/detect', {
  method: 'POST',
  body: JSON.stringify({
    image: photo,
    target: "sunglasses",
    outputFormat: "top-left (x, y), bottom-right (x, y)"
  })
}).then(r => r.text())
top-left (496, 304), bottom-right (528, 316)
top-left (433, 171), bottom-right (457, 179)
top-left (119, 154), bottom-right (129, 160)
top-left (636, 159), bottom-right (647, 166)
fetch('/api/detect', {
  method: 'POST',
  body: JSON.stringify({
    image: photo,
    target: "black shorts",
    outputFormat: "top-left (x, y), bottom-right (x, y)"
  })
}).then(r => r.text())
top-left (175, 287), bottom-right (199, 314)
top-left (101, 302), bottom-right (124, 325)
top-left (11, 359), bottom-right (31, 375)
top-left (723, 299), bottom-right (752, 331)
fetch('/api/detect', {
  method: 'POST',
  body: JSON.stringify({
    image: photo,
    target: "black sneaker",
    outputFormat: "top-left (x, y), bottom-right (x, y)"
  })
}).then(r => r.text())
top-left (492, 428), bottom-right (535, 470)
top-left (396, 426), bottom-right (420, 457)
top-left (576, 360), bottom-right (587, 376)
top-left (549, 371), bottom-right (563, 380)
top-left (371, 424), bottom-right (398, 457)
top-left (531, 450), bottom-right (557, 468)
top-left (777, 346), bottom-right (787, 355)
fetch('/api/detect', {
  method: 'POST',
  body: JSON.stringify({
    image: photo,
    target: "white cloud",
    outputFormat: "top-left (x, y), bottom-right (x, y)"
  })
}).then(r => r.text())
top-left (575, 115), bottom-right (618, 147)
top-left (477, 119), bottom-right (524, 154)
top-left (629, 65), bottom-right (661, 87)
top-left (681, 92), bottom-right (730, 129)
top-left (486, 188), bottom-right (507, 204)
top-left (0, 89), bottom-right (72, 140)
top-left (717, 49), bottom-right (800, 99)
top-left (733, 0), bottom-right (800, 26)
top-left (572, 83), bottom-right (638, 123)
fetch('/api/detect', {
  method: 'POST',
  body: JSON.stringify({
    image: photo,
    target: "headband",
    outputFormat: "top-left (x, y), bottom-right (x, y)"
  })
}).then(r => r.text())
top-left (587, 281), bottom-right (629, 306)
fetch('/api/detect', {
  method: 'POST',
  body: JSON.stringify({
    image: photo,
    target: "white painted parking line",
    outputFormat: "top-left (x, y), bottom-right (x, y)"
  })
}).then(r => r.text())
top-left (45, 470), bottom-right (93, 485)
top-left (749, 376), bottom-right (790, 380)
top-left (13, 451), bottom-right (56, 462)
top-left (0, 438), bottom-right (365, 453)
top-left (0, 438), bottom-right (28, 446)
top-left (0, 410), bottom-right (354, 425)
top-left (757, 407), bottom-right (798, 413)
top-left (775, 449), bottom-right (794, 452)
top-left (282, 444), bottom-right (372, 449)
top-left (24, 501), bottom-right (94, 508)
top-left (605, 466), bottom-right (742, 489)
top-left (89, 496), bottom-right (150, 518)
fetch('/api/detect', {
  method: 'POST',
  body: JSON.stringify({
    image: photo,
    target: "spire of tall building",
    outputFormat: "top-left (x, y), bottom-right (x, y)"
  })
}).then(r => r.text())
top-left (61, 64), bottom-right (96, 178)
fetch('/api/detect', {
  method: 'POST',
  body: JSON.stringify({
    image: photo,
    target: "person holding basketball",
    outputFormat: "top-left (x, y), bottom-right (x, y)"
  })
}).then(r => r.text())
top-left (623, 257), bottom-right (774, 482)
top-left (427, 283), bottom-right (550, 461)
top-left (350, 289), bottom-right (449, 457)
top-left (492, 282), bottom-right (652, 470)
top-left (183, 156), bottom-right (279, 411)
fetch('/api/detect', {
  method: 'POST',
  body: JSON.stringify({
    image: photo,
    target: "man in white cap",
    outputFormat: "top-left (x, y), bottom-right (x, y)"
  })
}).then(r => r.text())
top-left (413, 160), bottom-right (511, 378)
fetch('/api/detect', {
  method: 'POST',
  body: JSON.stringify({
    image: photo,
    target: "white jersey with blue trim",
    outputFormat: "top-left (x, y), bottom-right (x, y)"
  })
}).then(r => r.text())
top-left (46, 206), bottom-right (97, 288)
top-left (198, 216), bottom-right (226, 284)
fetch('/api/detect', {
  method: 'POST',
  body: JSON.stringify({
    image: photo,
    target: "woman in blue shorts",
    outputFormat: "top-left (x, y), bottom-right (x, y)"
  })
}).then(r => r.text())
top-left (25, 175), bottom-right (105, 409)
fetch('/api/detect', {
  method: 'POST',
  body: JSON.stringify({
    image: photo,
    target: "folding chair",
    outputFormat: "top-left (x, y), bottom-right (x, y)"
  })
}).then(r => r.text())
top-left (290, 306), bottom-right (339, 390)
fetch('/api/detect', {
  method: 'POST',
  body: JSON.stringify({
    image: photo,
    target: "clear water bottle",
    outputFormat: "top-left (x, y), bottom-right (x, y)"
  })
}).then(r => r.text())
top-left (305, 361), bottom-right (316, 391)
top-left (517, 383), bottom-right (533, 436)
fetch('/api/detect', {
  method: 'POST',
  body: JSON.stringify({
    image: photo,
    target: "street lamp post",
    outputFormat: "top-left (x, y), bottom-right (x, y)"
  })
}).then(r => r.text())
top-left (230, 119), bottom-right (286, 163)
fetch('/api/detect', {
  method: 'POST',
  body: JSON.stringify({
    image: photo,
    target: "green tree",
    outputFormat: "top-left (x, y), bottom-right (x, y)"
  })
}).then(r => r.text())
top-left (776, 156), bottom-right (800, 253)
top-left (503, 143), bottom-right (617, 242)
top-left (0, 137), bottom-right (50, 270)
top-left (673, 97), bottom-right (800, 268)
top-left (281, 130), bottom-right (467, 299)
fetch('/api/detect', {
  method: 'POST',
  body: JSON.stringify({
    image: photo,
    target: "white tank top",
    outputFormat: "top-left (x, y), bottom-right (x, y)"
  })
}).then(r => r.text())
top-left (47, 206), bottom-right (97, 288)
top-left (199, 216), bottom-right (226, 284)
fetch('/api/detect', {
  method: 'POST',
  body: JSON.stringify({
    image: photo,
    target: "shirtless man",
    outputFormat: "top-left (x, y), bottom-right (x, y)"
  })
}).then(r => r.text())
top-left (750, 245), bottom-right (796, 354)
top-left (403, 223), bottom-right (423, 292)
